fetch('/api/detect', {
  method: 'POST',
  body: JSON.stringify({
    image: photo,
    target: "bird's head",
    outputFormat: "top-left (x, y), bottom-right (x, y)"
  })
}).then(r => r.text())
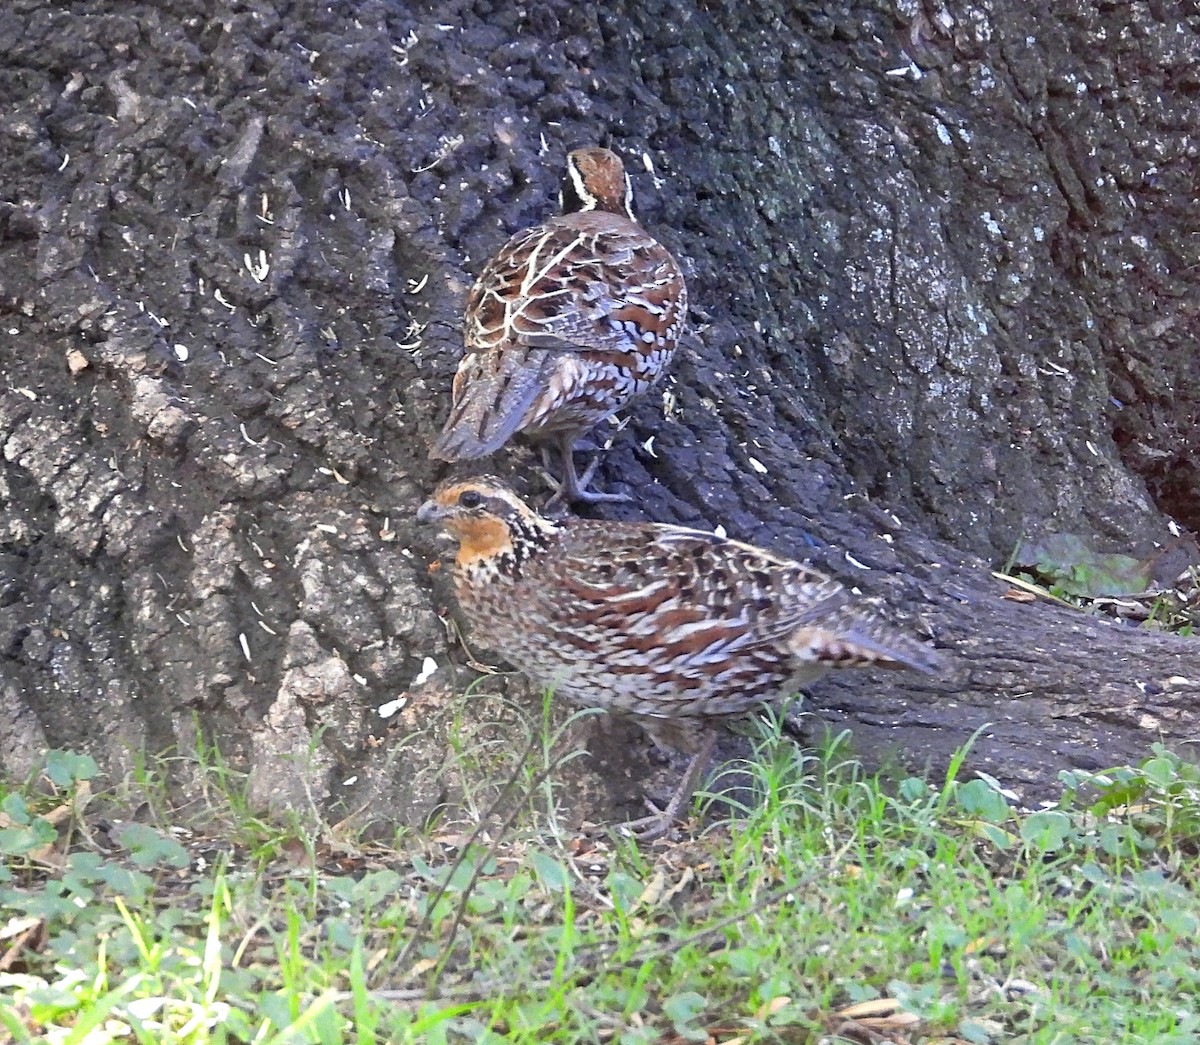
top-left (417, 477), bottom-right (558, 570)
top-left (561, 147), bottom-right (635, 221)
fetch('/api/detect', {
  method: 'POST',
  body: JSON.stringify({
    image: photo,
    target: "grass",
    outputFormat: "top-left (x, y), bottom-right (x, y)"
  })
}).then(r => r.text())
top-left (3, 725), bottom-right (1200, 1044)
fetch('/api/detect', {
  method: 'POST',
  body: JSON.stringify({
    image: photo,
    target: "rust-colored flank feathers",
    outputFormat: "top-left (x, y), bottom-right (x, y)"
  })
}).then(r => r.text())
top-left (429, 147), bottom-right (688, 504)
top-left (417, 477), bottom-right (941, 838)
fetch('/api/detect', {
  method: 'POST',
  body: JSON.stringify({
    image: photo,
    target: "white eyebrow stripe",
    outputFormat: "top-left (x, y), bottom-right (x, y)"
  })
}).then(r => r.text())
top-left (568, 159), bottom-right (594, 207)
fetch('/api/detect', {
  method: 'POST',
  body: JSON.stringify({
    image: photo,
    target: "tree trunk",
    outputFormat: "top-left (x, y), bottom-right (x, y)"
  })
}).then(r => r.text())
top-left (1, 0), bottom-right (1197, 826)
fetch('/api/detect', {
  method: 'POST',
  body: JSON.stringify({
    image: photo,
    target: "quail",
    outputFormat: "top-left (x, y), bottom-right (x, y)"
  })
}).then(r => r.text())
top-left (417, 476), bottom-right (940, 840)
top-left (429, 147), bottom-right (688, 505)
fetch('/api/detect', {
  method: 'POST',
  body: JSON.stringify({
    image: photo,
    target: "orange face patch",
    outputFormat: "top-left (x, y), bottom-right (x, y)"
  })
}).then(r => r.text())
top-left (446, 513), bottom-right (514, 567)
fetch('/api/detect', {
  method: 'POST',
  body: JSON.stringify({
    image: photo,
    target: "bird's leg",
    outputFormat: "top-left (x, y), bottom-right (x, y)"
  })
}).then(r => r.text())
top-left (544, 430), bottom-right (629, 507)
top-left (571, 450), bottom-right (607, 497)
top-left (616, 732), bottom-right (719, 842)
top-left (537, 443), bottom-right (560, 485)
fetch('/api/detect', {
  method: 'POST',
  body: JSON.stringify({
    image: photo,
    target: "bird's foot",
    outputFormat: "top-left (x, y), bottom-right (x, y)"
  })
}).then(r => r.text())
top-left (541, 444), bottom-right (630, 508)
top-left (614, 800), bottom-right (683, 843)
top-left (549, 482), bottom-right (632, 507)
top-left (612, 737), bottom-right (717, 843)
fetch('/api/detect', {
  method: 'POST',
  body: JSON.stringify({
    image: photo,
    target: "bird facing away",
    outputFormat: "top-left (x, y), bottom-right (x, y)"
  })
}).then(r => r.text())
top-left (417, 476), bottom-right (941, 839)
top-left (429, 147), bottom-right (688, 504)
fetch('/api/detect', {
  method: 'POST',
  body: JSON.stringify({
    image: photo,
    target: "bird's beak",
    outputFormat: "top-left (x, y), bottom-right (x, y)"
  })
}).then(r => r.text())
top-left (416, 499), bottom-right (449, 525)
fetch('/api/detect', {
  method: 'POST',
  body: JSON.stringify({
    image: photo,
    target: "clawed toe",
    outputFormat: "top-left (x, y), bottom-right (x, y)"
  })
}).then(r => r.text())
top-left (614, 804), bottom-right (681, 842)
top-left (564, 485), bottom-right (631, 504)
top-left (541, 434), bottom-right (630, 506)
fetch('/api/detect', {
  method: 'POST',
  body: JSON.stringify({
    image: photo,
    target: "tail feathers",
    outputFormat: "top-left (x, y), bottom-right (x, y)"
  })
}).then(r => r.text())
top-left (430, 350), bottom-right (558, 461)
top-left (787, 605), bottom-right (941, 676)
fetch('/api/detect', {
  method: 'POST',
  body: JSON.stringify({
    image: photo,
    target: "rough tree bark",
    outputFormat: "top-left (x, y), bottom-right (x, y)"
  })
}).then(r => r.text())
top-left (1, 0), bottom-right (1197, 827)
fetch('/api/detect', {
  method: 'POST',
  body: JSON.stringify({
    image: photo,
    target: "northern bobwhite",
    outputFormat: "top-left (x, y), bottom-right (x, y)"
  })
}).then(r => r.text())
top-left (417, 476), bottom-right (941, 839)
top-left (429, 147), bottom-right (688, 504)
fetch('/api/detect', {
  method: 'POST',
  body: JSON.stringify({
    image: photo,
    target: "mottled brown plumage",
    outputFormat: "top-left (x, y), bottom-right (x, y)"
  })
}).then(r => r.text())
top-left (417, 477), bottom-right (940, 838)
top-left (429, 148), bottom-right (688, 504)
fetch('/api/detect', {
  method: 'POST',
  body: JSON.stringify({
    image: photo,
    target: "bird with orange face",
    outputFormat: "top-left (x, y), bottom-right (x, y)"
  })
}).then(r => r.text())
top-left (418, 476), bottom-right (940, 839)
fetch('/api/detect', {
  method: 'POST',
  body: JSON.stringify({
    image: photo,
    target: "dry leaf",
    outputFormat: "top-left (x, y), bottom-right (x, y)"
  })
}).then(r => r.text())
top-left (838, 998), bottom-right (901, 1019)
top-left (755, 995), bottom-right (792, 1018)
top-left (1003, 589), bottom-right (1037, 603)
top-left (0, 917), bottom-right (46, 972)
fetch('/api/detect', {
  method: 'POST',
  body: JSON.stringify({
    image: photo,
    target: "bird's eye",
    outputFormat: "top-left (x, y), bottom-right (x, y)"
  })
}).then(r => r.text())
top-left (458, 490), bottom-right (483, 509)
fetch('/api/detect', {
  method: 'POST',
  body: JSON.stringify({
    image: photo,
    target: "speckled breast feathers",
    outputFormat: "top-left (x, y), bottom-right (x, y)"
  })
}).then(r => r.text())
top-left (418, 478), bottom-right (939, 728)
